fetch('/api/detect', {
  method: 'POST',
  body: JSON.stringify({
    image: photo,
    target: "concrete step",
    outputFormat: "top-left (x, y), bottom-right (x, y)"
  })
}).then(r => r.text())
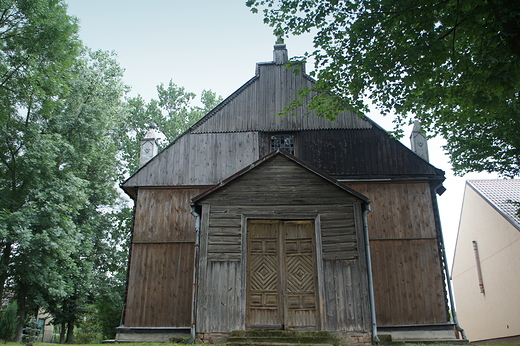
top-left (227, 336), bottom-right (335, 344)
top-left (227, 343), bottom-right (334, 346)
top-left (227, 330), bottom-right (338, 346)
top-left (229, 330), bottom-right (333, 338)
top-left (378, 335), bottom-right (469, 345)
top-left (400, 339), bottom-right (469, 345)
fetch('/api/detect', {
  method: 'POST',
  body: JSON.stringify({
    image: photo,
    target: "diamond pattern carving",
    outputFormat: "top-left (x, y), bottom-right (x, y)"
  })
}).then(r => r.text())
top-left (286, 255), bottom-right (315, 293)
top-left (250, 254), bottom-right (278, 291)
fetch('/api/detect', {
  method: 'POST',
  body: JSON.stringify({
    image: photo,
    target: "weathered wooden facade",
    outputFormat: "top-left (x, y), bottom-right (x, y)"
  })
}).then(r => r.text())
top-left (118, 44), bottom-right (457, 343)
top-left (192, 152), bottom-right (371, 335)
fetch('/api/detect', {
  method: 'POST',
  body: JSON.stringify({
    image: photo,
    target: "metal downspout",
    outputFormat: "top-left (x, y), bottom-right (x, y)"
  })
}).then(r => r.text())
top-left (363, 204), bottom-right (379, 343)
top-left (432, 184), bottom-right (466, 340)
top-left (189, 203), bottom-right (201, 343)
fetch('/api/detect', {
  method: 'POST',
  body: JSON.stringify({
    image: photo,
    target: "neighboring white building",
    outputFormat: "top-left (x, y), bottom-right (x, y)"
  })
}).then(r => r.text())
top-left (452, 179), bottom-right (520, 344)
top-left (36, 311), bottom-right (54, 343)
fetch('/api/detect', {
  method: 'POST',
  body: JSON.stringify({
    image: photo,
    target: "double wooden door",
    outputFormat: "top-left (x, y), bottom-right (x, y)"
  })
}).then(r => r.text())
top-left (246, 220), bottom-right (318, 330)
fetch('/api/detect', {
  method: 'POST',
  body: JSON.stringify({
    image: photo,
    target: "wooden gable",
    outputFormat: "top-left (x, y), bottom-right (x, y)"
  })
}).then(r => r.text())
top-left (193, 149), bottom-right (370, 205)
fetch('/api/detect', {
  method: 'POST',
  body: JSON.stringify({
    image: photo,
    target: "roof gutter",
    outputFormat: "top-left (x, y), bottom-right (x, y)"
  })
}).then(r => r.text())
top-left (363, 203), bottom-right (379, 343)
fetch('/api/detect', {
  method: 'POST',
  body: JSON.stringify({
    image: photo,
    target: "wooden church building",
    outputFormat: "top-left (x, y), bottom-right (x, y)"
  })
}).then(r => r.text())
top-left (117, 44), bottom-right (461, 344)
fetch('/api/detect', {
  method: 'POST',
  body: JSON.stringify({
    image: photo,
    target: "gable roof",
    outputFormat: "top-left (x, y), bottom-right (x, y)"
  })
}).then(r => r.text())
top-left (467, 179), bottom-right (520, 231)
top-left (121, 45), bottom-right (445, 193)
top-left (192, 149), bottom-right (370, 204)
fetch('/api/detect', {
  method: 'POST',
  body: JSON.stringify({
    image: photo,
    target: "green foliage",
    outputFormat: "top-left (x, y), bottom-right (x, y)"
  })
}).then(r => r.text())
top-left (75, 305), bottom-right (102, 344)
top-left (0, 302), bottom-right (18, 341)
top-left (0, 0), bottom-right (129, 338)
top-left (95, 288), bottom-right (123, 340)
top-left (39, 48), bottom-right (129, 344)
top-left (0, 1), bottom-right (87, 340)
top-left (21, 317), bottom-right (38, 343)
top-left (248, 0), bottom-right (520, 176)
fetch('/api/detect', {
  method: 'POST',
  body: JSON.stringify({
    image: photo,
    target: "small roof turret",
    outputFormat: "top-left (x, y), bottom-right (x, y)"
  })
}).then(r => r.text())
top-left (140, 122), bottom-right (160, 167)
top-left (410, 120), bottom-right (429, 162)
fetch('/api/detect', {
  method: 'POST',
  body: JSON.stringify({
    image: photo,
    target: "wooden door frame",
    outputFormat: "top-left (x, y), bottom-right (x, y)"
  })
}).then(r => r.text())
top-left (241, 215), bottom-right (324, 330)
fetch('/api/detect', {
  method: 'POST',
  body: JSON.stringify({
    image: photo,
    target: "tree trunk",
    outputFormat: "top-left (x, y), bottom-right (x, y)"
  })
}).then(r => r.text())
top-left (59, 322), bottom-right (66, 344)
top-left (66, 321), bottom-right (75, 344)
top-left (0, 242), bottom-right (13, 300)
top-left (13, 287), bottom-right (27, 343)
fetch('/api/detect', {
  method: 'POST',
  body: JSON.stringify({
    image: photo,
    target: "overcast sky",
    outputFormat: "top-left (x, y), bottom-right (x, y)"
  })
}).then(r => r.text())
top-left (64, 0), bottom-right (497, 265)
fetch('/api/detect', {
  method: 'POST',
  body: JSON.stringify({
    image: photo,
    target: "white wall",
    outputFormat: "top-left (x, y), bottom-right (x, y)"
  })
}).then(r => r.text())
top-left (452, 185), bottom-right (520, 342)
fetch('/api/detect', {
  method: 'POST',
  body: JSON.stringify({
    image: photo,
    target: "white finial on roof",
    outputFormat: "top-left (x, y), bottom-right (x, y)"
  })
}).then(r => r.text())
top-left (410, 120), bottom-right (429, 162)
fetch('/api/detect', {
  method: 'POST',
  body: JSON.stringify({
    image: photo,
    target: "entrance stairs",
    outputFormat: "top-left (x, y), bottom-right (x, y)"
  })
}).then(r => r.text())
top-left (226, 330), bottom-right (339, 346)
top-left (377, 333), bottom-right (469, 345)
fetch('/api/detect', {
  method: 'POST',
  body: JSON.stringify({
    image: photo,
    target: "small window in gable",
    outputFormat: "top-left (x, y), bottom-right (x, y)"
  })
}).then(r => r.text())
top-left (271, 134), bottom-right (295, 155)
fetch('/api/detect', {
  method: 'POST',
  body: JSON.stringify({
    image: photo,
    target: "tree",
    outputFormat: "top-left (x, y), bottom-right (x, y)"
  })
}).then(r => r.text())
top-left (0, 17), bottom-right (128, 338)
top-left (247, 0), bottom-right (520, 176)
top-left (0, 0), bottom-right (80, 296)
top-left (0, 0), bottom-right (85, 340)
top-left (38, 48), bottom-right (128, 344)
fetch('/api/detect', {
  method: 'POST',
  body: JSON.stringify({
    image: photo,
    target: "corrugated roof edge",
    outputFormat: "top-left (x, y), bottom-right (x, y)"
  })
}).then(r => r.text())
top-left (191, 149), bottom-right (371, 205)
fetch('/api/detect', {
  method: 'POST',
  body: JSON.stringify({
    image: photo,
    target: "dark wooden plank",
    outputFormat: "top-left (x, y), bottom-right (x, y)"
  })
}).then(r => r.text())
top-left (370, 239), bottom-right (448, 325)
top-left (208, 244), bottom-right (242, 253)
top-left (321, 234), bottom-right (357, 244)
top-left (125, 243), bottom-right (194, 327)
top-left (133, 188), bottom-right (206, 243)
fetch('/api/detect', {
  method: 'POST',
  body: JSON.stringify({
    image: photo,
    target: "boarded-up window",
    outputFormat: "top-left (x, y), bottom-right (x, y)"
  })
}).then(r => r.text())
top-left (320, 209), bottom-right (358, 260)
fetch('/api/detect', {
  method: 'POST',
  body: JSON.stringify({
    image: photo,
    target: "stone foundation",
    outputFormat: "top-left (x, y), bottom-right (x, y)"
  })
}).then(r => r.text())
top-left (115, 327), bottom-right (191, 342)
top-left (197, 330), bottom-right (372, 345)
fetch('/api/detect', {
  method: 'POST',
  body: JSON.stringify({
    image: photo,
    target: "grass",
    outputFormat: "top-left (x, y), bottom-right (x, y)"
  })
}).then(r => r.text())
top-left (0, 342), bottom-right (195, 346)
top-left (3, 342), bottom-right (520, 346)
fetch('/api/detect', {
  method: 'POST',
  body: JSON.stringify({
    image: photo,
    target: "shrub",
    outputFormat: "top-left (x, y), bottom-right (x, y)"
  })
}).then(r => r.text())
top-left (0, 302), bottom-right (18, 342)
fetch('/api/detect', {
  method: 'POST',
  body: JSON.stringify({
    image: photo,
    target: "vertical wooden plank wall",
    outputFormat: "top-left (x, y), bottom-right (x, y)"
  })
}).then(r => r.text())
top-left (346, 181), bottom-right (448, 326)
top-left (190, 63), bottom-right (371, 134)
top-left (124, 188), bottom-right (206, 327)
top-left (197, 204), bottom-right (371, 333)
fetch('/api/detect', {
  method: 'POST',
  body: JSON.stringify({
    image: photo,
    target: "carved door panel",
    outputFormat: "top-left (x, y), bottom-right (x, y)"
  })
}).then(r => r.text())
top-left (283, 221), bottom-right (318, 329)
top-left (247, 220), bottom-right (282, 329)
top-left (246, 220), bottom-right (318, 330)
